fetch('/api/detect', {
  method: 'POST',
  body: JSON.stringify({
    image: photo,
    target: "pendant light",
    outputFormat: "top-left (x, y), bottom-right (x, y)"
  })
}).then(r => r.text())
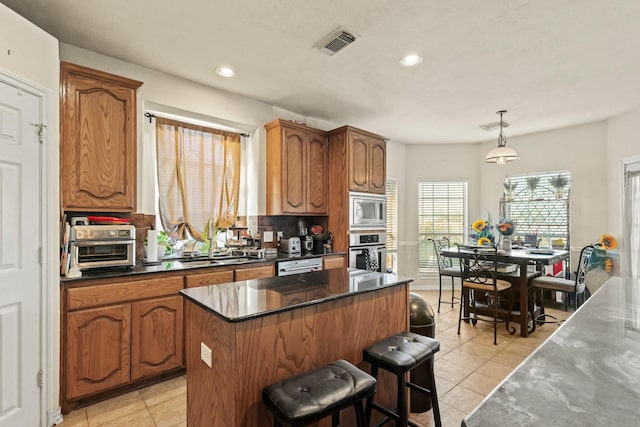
top-left (485, 110), bottom-right (519, 164)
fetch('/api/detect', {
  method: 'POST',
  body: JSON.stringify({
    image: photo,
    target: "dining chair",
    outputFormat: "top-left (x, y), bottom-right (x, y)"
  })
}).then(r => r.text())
top-left (428, 237), bottom-right (461, 313)
top-left (532, 244), bottom-right (595, 322)
top-left (456, 244), bottom-right (516, 345)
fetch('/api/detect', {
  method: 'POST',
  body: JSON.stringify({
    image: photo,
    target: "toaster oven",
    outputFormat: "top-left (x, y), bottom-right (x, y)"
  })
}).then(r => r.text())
top-left (69, 225), bottom-right (136, 270)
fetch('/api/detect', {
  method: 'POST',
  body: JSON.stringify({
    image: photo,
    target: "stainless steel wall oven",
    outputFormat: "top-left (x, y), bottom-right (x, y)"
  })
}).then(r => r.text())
top-left (348, 232), bottom-right (387, 273)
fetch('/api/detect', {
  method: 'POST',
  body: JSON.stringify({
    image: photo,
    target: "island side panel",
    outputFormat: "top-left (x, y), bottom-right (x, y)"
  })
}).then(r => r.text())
top-left (185, 301), bottom-right (236, 427)
top-left (235, 283), bottom-right (409, 426)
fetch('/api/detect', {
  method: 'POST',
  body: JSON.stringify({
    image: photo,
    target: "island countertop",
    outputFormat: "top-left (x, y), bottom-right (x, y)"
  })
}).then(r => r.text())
top-left (462, 276), bottom-right (640, 427)
top-left (182, 267), bottom-right (412, 425)
top-left (180, 268), bottom-right (413, 322)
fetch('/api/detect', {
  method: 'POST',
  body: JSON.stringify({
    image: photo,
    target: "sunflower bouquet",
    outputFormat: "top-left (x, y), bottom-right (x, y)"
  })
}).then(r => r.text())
top-left (590, 234), bottom-right (617, 273)
top-left (471, 218), bottom-right (495, 246)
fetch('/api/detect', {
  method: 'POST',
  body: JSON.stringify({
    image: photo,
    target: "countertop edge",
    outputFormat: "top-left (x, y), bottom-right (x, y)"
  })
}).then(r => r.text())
top-left (60, 252), bottom-right (347, 283)
top-left (180, 272), bottom-right (413, 323)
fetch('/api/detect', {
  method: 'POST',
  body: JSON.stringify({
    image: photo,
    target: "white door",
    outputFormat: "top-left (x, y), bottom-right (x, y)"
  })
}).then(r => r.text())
top-left (0, 80), bottom-right (42, 426)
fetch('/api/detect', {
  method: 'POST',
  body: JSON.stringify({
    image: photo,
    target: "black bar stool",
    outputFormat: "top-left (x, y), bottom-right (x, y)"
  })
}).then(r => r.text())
top-left (363, 331), bottom-right (442, 427)
top-left (262, 359), bottom-right (376, 427)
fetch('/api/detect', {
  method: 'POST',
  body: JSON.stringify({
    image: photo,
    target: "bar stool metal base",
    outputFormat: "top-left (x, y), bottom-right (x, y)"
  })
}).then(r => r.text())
top-left (363, 331), bottom-right (442, 427)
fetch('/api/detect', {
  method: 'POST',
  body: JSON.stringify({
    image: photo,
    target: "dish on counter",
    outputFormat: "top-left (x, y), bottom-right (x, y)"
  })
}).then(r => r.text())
top-left (526, 248), bottom-right (555, 255)
top-left (86, 216), bottom-right (130, 225)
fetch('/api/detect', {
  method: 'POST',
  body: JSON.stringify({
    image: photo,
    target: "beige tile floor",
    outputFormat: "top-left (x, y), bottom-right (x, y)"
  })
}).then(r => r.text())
top-left (58, 290), bottom-right (570, 427)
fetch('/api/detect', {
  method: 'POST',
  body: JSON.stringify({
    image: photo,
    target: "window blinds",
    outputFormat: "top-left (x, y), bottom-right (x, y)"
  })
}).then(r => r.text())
top-left (418, 182), bottom-right (467, 274)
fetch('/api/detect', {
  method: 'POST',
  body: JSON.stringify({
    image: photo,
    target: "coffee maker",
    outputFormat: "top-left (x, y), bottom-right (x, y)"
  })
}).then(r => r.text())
top-left (312, 233), bottom-right (332, 254)
top-left (301, 236), bottom-right (314, 254)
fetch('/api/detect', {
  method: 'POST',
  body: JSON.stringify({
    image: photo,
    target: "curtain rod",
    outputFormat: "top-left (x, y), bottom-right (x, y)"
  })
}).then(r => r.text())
top-left (144, 112), bottom-right (250, 137)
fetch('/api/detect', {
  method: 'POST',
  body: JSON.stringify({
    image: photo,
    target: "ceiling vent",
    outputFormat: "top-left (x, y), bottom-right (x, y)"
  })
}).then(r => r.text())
top-left (315, 27), bottom-right (357, 56)
top-left (480, 120), bottom-right (510, 131)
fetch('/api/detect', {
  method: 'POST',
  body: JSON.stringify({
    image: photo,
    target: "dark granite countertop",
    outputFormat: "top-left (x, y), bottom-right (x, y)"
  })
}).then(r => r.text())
top-left (462, 276), bottom-right (640, 427)
top-left (60, 251), bottom-right (346, 283)
top-left (180, 268), bottom-right (413, 323)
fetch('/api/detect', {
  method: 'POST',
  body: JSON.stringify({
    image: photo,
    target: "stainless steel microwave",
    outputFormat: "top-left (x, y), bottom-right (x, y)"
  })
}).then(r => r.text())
top-left (349, 192), bottom-right (386, 230)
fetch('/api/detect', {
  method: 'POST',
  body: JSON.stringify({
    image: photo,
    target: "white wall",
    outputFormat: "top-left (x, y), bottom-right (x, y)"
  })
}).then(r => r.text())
top-left (60, 44), bottom-right (338, 216)
top-left (398, 121), bottom-right (614, 288)
top-left (401, 142), bottom-right (481, 285)
top-left (606, 107), bottom-right (640, 237)
top-left (0, 3), bottom-right (61, 425)
top-left (480, 121), bottom-right (609, 265)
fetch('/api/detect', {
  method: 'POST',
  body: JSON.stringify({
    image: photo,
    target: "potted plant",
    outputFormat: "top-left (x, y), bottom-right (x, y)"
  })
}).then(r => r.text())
top-left (503, 181), bottom-right (517, 201)
top-left (549, 174), bottom-right (569, 198)
top-left (526, 176), bottom-right (540, 199)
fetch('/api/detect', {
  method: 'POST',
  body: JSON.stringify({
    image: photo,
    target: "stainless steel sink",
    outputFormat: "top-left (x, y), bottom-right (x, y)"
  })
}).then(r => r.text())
top-left (163, 254), bottom-right (259, 267)
top-left (168, 260), bottom-right (218, 268)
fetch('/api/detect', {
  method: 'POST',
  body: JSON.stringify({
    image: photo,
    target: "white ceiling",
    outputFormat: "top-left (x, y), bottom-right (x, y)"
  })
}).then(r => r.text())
top-left (3, 0), bottom-right (640, 144)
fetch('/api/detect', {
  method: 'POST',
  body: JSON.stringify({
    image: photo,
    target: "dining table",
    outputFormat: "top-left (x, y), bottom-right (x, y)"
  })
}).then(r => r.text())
top-left (441, 247), bottom-right (570, 337)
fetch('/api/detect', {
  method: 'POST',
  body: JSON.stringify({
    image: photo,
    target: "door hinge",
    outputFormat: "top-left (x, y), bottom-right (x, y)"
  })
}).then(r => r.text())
top-left (37, 370), bottom-right (43, 388)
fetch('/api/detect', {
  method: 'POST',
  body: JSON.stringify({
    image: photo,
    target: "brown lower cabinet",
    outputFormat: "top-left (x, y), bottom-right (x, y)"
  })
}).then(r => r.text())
top-left (62, 275), bottom-right (184, 412)
top-left (184, 268), bottom-right (234, 288)
top-left (323, 254), bottom-right (346, 270)
top-left (61, 260), bottom-right (330, 411)
top-left (234, 263), bottom-right (275, 281)
top-left (65, 304), bottom-right (132, 399)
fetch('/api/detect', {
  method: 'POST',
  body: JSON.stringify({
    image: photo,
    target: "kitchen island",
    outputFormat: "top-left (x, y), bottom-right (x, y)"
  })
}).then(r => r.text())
top-left (180, 268), bottom-right (412, 426)
top-left (462, 276), bottom-right (640, 426)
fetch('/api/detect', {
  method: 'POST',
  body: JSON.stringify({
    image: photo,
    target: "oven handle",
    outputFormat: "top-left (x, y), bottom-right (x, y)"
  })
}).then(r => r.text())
top-left (71, 239), bottom-right (135, 246)
top-left (279, 265), bottom-right (321, 274)
top-left (349, 244), bottom-right (386, 251)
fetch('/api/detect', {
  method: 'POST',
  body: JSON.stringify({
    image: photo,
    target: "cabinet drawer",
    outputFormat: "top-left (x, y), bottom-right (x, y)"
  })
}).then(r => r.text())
top-left (185, 269), bottom-right (234, 288)
top-left (323, 255), bottom-right (346, 270)
top-left (234, 264), bottom-right (274, 281)
top-left (67, 276), bottom-right (183, 310)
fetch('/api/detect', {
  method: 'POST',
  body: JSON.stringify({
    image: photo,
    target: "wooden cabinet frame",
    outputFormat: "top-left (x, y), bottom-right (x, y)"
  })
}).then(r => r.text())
top-left (265, 119), bottom-right (328, 215)
top-left (328, 126), bottom-right (387, 252)
top-left (61, 274), bottom-right (183, 412)
top-left (60, 62), bottom-right (142, 212)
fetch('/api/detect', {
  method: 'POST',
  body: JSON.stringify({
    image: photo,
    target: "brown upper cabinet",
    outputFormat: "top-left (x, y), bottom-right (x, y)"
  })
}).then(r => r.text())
top-left (327, 126), bottom-right (387, 252)
top-left (265, 119), bottom-right (328, 215)
top-left (60, 62), bottom-right (143, 212)
top-left (329, 126), bottom-right (386, 194)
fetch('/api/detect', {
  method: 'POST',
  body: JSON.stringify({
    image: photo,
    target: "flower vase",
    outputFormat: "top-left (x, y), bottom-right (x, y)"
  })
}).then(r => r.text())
top-left (501, 236), bottom-right (512, 253)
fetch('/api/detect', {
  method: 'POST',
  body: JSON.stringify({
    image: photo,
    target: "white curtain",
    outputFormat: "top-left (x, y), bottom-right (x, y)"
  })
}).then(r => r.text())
top-left (624, 169), bottom-right (640, 278)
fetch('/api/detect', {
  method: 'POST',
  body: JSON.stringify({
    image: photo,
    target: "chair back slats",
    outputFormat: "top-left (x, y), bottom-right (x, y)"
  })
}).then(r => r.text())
top-left (456, 244), bottom-right (499, 288)
top-left (575, 245), bottom-right (595, 293)
top-left (429, 237), bottom-right (454, 270)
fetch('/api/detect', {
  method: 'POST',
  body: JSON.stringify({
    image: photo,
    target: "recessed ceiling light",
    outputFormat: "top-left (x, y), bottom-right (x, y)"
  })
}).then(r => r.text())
top-left (215, 66), bottom-right (235, 77)
top-left (399, 54), bottom-right (423, 66)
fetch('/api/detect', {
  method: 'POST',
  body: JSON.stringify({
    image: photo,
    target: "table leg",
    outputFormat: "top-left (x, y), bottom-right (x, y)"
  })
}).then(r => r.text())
top-left (519, 264), bottom-right (528, 337)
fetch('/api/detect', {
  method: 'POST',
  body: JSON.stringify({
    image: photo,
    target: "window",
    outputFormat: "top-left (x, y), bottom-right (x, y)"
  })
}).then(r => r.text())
top-left (502, 171), bottom-right (571, 249)
top-left (155, 116), bottom-right (242, 241)
top-left (386, 179), bottom-right (398, 273)
top-left (418, 182), bottom-right (467, 274)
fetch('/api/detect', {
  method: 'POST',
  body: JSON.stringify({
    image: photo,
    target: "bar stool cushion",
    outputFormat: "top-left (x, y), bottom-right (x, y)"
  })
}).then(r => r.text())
top-left (441, 265), bottom-right (461, 277)
top-left (363, 331), bottom-right (440, 375)
top-left (262, 359), bottom-right (376, 424)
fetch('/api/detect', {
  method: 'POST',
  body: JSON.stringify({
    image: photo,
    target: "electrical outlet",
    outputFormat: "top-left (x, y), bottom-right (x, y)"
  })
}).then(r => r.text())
top-left (200, 342), bottom-right (212, 368)
top-left (263, 231), bottom-right (273, 243)
top-left (277, 231), bottom-right (284, 241)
